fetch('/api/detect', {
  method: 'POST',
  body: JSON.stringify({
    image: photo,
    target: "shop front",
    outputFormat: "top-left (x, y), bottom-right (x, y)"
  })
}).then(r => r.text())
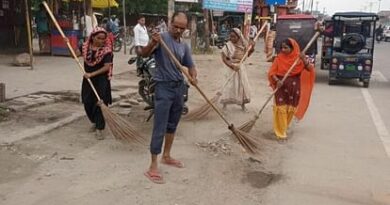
top-left (36, 0), bottom-right (118, 56)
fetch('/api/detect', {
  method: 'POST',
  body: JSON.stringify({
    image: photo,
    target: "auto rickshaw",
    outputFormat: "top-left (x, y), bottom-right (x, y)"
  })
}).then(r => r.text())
top-left (327, 12), bottom-right (379, 88)
top-left (274, 14), bottom-right (318, 63)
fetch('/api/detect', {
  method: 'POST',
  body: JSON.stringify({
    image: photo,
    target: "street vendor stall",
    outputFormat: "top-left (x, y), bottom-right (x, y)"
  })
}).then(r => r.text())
top-left (40, 0), bottom-right (118, 56)
top-left (49, 0), bottom-right (84, 56)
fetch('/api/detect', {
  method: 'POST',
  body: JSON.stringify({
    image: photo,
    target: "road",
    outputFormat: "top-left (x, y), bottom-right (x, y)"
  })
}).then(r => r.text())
top-left (262, 42), bottom-right (390, 204)
top-left (1, 42), bottom-right (390, 204)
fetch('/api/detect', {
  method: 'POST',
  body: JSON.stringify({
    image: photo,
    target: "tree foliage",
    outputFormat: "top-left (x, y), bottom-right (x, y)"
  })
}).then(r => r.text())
top-left (30, 0), bottom-right (202, 17)
top-left (124, 0), bottom-right (168, 15)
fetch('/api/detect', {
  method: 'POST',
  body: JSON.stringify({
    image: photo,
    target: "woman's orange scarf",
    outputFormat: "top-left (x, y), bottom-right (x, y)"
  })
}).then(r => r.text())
top-left (267, 38), bottom-right (315, 120)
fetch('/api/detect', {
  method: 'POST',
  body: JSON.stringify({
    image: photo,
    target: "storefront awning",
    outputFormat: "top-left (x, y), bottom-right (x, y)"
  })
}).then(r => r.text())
top-left (92, 0), bottom-right (119, 8)
top-left (62, 0), bottom-right (119, 8)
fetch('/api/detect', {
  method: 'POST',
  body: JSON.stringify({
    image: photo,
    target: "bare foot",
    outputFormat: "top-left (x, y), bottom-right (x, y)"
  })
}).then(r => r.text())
top-left (89, 125), bottom-right (96, 133)
top-left (277, 137), bottom-right (288, 144)
top-left (161, 157), bottom-right (184, 168)
top-left (95, 130), bottom-right (105, 140)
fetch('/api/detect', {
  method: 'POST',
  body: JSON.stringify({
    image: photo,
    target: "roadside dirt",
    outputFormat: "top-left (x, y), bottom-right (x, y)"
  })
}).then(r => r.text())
top-left (0, 49), bottom-right (287, 204)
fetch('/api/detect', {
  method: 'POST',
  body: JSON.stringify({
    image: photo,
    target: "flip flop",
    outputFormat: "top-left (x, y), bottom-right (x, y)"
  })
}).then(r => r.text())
top-left (161, 158), bottom-right (185, 168)
top-left (144, 171), bottom-right (165, 184)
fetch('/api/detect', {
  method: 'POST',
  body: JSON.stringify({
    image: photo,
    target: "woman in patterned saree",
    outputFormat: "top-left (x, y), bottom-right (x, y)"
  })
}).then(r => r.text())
top-left (220, 28), bottom-right (254, 111)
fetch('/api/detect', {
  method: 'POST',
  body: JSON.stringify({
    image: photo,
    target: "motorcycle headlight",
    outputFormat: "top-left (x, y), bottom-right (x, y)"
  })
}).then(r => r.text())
top-left (339, 65), bottom-right (344, 70)
top-left (357, 65), bottom-right (363, 71)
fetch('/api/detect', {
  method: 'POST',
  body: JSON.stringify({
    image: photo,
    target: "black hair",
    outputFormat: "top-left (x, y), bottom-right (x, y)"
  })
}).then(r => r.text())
top-left (170, 12), bottom-right (187, 23)
top-left (137, 15), bottom-right (145, 21)
top-left (280, 39), bottom-right (293, 50)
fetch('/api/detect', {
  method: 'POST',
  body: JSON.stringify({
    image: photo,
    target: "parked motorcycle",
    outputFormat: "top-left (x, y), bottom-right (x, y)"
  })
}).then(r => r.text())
top-left (128, 56), bottom-right (189, 121)
top-left (211, 33), bottom-right (228, 49)
top-left (113, 31), bottom-right (123, 52)
top-left (197, 33), bottom-right (227, 50)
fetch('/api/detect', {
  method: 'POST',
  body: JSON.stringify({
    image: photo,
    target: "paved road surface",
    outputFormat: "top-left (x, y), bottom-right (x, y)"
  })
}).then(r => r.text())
top-left (262, 42), bottom-right (390, 204)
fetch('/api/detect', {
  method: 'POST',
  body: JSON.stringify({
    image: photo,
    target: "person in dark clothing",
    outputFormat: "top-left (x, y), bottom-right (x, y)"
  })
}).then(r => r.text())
top-left (81, 27), bottom-right (113, 140)
top-left (375, 24), bottom-right (384, 42)
top-left (376, 24), bottom-right (384, 36)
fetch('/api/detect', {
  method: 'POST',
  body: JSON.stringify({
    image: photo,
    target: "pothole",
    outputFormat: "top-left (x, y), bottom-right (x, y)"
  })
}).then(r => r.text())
top-left (242, 171), bottom-right (282, 189)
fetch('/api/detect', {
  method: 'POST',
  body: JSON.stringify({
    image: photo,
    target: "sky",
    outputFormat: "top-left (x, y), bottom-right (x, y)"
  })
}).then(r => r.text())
top-left (299, 0), bottom-right (390, 15)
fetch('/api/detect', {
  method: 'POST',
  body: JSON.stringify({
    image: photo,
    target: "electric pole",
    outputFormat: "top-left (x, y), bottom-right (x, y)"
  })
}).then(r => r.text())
top-left (368, 1), bottom-right (374, 13)
top-left (168, 0), bottom-right (175, 27)
top-left (378, 0), bottom-right (382, 12)
top-left (122, 0), bottom-right (127, 54)
top-left (316, 1), bottom-right (319, 13)
top-left (302, 0), bottom-right (305, 13)
top-left (310, 0), bottom-right (314, 14)
top-left (203, 9), bottom-right (210, 50)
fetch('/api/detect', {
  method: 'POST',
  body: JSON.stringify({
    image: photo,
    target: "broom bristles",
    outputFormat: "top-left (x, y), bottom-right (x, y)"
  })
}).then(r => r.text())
top-left (230, 126), bottom-right (261, 154)
top-left (237, 116), bottom-right (259, 133)
top-left (184, 94), bottom-right (221, 121)
top-left (100, 104), bottom-right (145, 144)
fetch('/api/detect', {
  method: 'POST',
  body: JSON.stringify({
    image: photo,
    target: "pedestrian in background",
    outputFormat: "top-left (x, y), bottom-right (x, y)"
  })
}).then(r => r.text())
top-left (133, 15), bottom-right (149, 55)
top-left (156, 18), bottom-right (168, 33)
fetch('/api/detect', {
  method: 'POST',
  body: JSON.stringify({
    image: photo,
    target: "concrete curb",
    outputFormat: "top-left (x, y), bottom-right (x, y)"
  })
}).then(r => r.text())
top-left (0, 98), bottom-right (134, 144)
top-left (1, 111), bottom-right (85, 144)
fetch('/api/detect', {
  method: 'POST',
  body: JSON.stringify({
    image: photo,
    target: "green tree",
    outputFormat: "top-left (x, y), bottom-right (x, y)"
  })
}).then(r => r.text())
top-left (124, 0), bottom-right (168, 15)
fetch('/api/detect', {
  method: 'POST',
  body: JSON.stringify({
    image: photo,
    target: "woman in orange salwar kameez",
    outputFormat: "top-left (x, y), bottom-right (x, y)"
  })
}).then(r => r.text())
top-left (268, 38), bottom-right (315, 141)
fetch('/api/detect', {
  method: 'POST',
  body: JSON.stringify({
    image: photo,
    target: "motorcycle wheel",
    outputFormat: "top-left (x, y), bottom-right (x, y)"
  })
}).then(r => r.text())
top-left (129, 45), bottom-right (135, 55)
top-left (182, 106), bottom-right (189, 115)
top-left (113, 40), bottom-right (122, 52)
top-left (376, 35), bottom-right (383, 42)
top-left (138, 80), bottom-right (154, 107)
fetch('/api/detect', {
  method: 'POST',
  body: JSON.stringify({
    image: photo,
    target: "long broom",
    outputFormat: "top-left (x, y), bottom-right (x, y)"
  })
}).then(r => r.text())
top-left (159, 39), bottom-right (261, 154)
top-left (238, 31), bottom-right (321, 133)
top-left (184, 22), bottom-right (269, 120)
top-left (42, 2), bottom-right (144, 144)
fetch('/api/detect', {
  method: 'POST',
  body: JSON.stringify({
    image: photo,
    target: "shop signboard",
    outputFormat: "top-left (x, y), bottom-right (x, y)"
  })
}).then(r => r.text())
top-left (265, 0), bottom-right (286, 5)
top-left (212, 10), bottom-right (224, 17)
top-left (203, 0), bottom-right (254, 13)
top-left (175, 0), bottom-right (198, 2)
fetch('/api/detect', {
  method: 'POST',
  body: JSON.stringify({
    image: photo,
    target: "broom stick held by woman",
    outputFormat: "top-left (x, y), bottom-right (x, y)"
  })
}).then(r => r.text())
top-left (42, 1), bottom-right (144, 143)
top-left (238, 31), bottom-right (320, 133)
top-left (184, 23), bottom-right (269, 120)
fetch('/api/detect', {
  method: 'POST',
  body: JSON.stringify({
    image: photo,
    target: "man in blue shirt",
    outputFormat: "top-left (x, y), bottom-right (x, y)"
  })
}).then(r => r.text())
top-left (141, 12), bottom-right (197, 184)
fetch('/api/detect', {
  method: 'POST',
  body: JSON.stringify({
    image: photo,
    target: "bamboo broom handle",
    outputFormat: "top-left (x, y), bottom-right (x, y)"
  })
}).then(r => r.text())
top-left (254, 31), bottom-right (321, 118)
top-left (42, 1), bottom-right (102, 102)
top-left (218, 22), bottom-right (269, 93)
top-left (160, 40), bottom-right (231, 127)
